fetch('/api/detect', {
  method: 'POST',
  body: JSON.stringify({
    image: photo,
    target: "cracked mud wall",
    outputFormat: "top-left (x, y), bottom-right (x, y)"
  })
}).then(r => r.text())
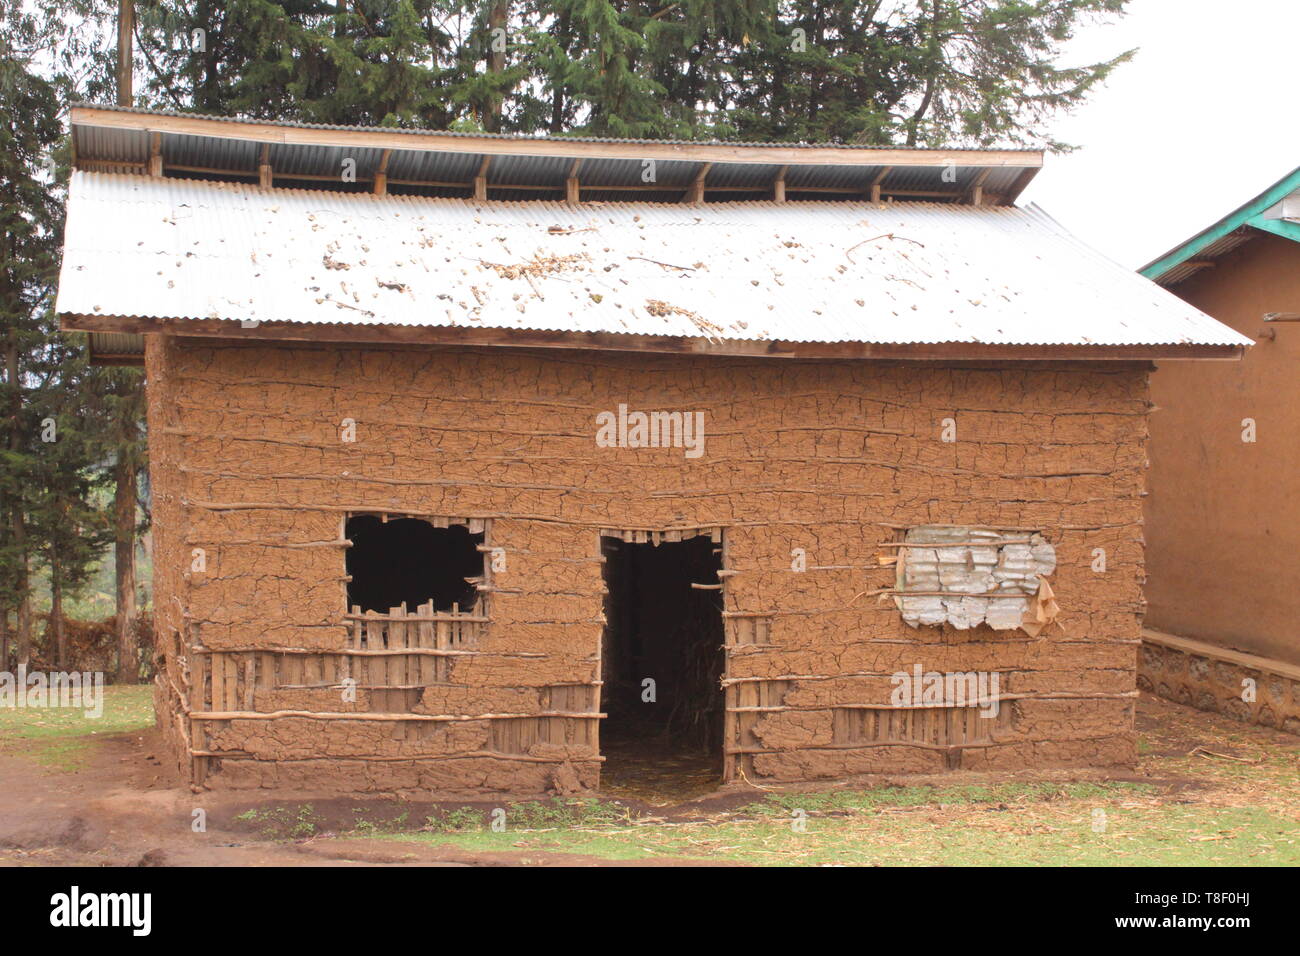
top-left (146, 336), bottom-right (1147, 793)
top-left (145, 334), bottom-right (191, 780)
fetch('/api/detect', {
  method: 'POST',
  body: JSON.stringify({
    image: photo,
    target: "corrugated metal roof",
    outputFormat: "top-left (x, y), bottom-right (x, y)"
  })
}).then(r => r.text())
top-left (86, 330), bottom-right (145, 361)
top-left (71, 105), bottom-right (1045, 205)
top-left (56, 171), bottom-right (1249, 349)
top-left (73, 103), bottom-right (1043, 153)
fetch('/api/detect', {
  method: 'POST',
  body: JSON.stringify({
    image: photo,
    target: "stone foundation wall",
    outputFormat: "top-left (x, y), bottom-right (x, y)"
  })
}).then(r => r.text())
top-left (1139, 629), bottom-right (1300, 735)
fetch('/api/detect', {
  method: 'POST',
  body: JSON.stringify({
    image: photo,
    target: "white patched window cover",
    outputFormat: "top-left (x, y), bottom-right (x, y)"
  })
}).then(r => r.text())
top-left (895, 526), bottom-right (1058, 635)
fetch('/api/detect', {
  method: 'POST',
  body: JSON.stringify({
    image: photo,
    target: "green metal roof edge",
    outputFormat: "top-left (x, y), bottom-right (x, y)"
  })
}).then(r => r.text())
top-left (1140, 165), bottom-right (1300, 280)
top-left (1248, 215), bottom-right (1300, 243)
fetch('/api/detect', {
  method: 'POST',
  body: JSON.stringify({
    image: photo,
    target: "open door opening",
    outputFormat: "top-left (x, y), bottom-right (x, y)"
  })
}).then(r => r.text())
top-left (599, 532), bottom-right (725, 797)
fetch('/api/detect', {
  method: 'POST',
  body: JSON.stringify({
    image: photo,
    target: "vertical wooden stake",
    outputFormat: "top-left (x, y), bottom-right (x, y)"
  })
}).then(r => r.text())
top-left (473, 156), bottom-right (491, 201)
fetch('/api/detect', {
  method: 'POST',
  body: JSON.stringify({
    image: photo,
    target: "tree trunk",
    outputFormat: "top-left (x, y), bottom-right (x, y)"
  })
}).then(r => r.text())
top-left (484, 1), bottom-right (510, 132)
top-left (12, 510), bottom-right (30, 670)
top-left (548, 10), bottom-right (570, 133)
top-left (116, 0), bottom-right (133, 106)
top-left (0, 609), bottom-right (9, 671)
top-left (114, 454), bottom-right (138, 683)
top-left (51, 560), bottom-right (66, 669)
top-left (5, 342), bottom-right (31, 670)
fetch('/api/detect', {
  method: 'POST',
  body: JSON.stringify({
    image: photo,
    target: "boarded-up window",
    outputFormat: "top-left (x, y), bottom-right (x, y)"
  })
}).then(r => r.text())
top-left (895, 526), bottom-right (1056, 632)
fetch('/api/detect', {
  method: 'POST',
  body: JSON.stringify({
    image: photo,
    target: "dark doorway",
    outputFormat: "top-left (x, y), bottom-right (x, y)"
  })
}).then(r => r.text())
top-left (600, 533), bottom-right (725, 797)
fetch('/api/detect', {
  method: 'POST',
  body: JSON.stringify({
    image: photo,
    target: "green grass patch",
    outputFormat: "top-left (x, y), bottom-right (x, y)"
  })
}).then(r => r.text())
top-left (233, 804), bottom-right (326, 840)
top-left (360, 779), bottom-right (1300, 866)
top-left (416, 798), bottom-right (635, 834)
top-left (742, 780), bottom-right (1155, 816)
top-left (372, 798), bottom-right (1298, 866)
top-left (0, 683), bottom-right (155, 771)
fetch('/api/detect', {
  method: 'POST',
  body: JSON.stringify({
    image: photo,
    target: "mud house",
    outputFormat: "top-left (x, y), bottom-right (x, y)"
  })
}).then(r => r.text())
top-left (56, 106), bottom-right (1249, 795)
top-left (1140, 167), bottom-right (1300, 733)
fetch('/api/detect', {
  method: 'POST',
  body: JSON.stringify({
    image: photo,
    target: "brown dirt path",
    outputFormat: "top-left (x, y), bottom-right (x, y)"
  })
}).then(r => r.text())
top-left (2, 693), bottom-right (1294, 866)
top-left (0, 729), bottom-right (720, 866)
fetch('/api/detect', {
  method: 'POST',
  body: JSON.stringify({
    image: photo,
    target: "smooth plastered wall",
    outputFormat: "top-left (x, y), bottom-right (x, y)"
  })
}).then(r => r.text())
top-left (1147, 233), bottom-right (1300, 665)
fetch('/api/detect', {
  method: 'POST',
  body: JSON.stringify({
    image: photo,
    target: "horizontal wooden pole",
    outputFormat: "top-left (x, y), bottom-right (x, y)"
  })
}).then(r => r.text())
top-left (724, 691), bottom-right (1137, 713)
top-left (725, 729), bottom-right (1129, 757)
top-left (344, 612), bottom-right (490, 623)
top-left (193, 646), bottom-right (540, 658)
top-left (191, 709), bottom-right (605, 721)
top-left (190, 749), bottom-right (604, 763)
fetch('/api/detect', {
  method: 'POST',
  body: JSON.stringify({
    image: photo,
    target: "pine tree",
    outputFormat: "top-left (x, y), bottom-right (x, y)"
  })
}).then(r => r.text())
top-left (0, 5), bottom-right (68, 671)
top-left (91, 367), bottom-right (147, 682)
top-left (27, 340), bottom-right (113, 669)
top-left (729, 1), bottom-right (1132, 147)
top-left (122, 1), bottom-right (1129, 146)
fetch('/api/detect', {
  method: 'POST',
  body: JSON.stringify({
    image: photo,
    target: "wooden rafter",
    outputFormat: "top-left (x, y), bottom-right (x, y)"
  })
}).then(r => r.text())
top-left (682, 162), bottom-right (712, 204)
top-left (870, 166), bottom-right (893, 204)
top-left (148, 131), bottom-right (163, 177)
top-left (773, 165), bottom-right (788, 203)
top-left (473, 155), bottom-right (491, 200)
top-left (373, 148), bottom-right (391, 196)
top-left (566, 158), bottom-right (582, 205)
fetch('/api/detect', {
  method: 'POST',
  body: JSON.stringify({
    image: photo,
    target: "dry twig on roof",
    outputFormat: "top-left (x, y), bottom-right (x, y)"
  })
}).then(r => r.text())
top-left (845, 232), bottom-right (925, 264)
top-left (480, 252), bottom-right (590, 279)
top-left (627, 255), bottom-right (697, 272)
top-left (645, 298), bottom-right (725, 339)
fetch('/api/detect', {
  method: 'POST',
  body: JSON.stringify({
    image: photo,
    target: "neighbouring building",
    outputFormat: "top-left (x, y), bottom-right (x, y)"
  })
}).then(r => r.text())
top-left (56, 105), bottom-right (1248, 795)
top-left (1140, 168), bottom-right (1300, 734)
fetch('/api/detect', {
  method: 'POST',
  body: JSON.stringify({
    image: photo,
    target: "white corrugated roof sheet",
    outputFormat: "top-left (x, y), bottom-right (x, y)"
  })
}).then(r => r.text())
top-left (56, 171), bottom-right (1249, 348)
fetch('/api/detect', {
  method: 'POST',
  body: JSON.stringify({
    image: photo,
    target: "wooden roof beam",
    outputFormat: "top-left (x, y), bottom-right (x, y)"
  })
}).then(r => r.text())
top-left (258, 143), bottom-right (271, 188)
top-left (148, 131), bottom-right (162, 177)
top-left (683, 162), bottom-right (712, 204)
top-left (967, 168), bottom-right (992, 205)
top-left (566, 158), bottom-right (582, 205)
top-left (870, 166), bottom-right (893, 204)
top-left (773, 165), bottom-right (788, 203)
top-left (473, 156), bottom-right (491, 200)
top-left (373, 149), bottom-right (391, 196)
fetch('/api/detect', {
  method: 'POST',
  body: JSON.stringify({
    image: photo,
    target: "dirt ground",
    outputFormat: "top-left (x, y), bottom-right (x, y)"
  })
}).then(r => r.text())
top-left (0, 691), bottom-right (1295, 867)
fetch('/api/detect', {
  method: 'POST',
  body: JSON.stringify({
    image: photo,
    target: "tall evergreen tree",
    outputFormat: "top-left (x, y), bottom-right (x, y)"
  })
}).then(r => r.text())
top-left (1, 2), bottom-right (120, 672)
top-left (0, 4), bottom-right (68, 671)
top-left (87, 367), bottom-right (147, 682)
top-left (27, 344), bottom-right (113, 669)
top-left (729, 1), bottom-right (1132, 147)
top-left (123, 1), bottom-right (1130, 145)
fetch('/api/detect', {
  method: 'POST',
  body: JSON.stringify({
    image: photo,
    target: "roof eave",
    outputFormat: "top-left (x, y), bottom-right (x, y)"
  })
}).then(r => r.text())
top-left (60, 313), bottom-right (1246, 363)
top-left (68, 105), bottom-right (1044, 172)
top-left (1141, 166), bottom-right (1300, 284)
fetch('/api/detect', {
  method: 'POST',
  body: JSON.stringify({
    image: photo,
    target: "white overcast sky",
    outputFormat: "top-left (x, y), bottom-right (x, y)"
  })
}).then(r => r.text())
top-left (1019, 0), bottom-right (1299, 269)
